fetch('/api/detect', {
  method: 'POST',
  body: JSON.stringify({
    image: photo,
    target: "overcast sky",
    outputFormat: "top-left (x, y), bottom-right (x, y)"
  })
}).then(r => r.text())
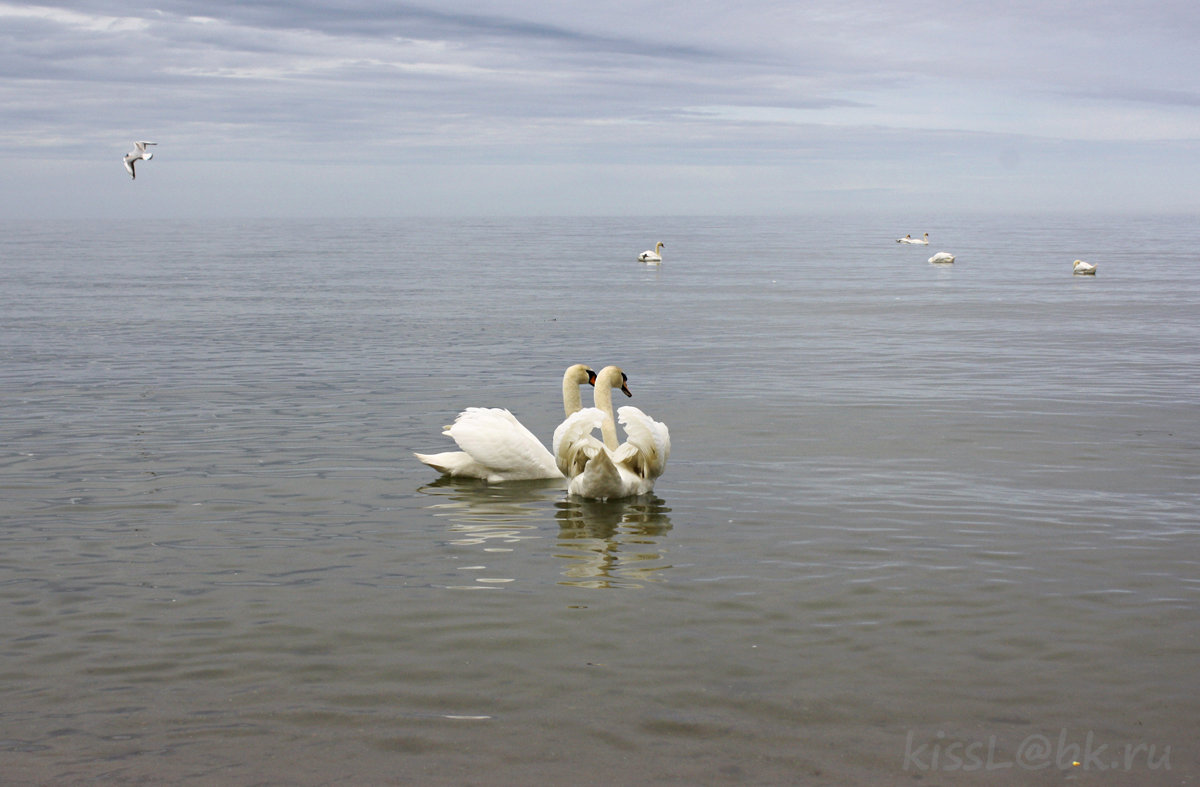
top-left (2, 0), bottom-right (1198, 218)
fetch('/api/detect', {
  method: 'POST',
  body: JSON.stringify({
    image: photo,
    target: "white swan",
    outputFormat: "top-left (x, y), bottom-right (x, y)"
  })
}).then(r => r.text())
top-left (928, 252), bottom-right (955, 264)
top-left (553, 366), bottom-right (670, 500)
top-left (1073, 259), bottom-right (1097, 275)
top-left (638, 242), bottom-right (664, 263)
top-left (123, 141), bottom-right (156, 179)
top-left (415, 364), bottom-right (597, 482)
top-left (897, 233), bottom-right (929, 245)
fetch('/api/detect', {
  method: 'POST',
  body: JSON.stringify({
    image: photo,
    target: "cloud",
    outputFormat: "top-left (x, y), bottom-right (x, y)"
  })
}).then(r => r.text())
top-left (1, 0), bottom-right (1198, 215)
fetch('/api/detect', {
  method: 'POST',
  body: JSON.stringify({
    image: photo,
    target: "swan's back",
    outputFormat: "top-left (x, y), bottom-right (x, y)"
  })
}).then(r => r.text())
top-left (638, 241), bottom-right (664, 262)
top-left (442, 407), bottom-right (559, 480)
top-left (566, 445), bottom-right (627, 499)
top-left (553, 405), bottom-right (670, 499)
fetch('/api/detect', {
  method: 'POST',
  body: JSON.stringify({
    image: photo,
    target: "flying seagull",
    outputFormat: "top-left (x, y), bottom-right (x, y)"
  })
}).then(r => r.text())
top-left (123, 141), bottom-right (157, 179)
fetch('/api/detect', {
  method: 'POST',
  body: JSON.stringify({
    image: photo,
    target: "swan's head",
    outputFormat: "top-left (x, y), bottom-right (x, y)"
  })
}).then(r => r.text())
top-left (597, 366), bottom-right (633, 397)
top-left (564, 363), bottom-right (598, 387)
top-left (656, 242), bottom-right (665, 250)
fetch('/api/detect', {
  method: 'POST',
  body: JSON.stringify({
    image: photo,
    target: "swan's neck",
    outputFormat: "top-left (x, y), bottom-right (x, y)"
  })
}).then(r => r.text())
top-left (563, 375), bottom-right (584, 417)
top-left (593, 382), bottom-right (620, 451)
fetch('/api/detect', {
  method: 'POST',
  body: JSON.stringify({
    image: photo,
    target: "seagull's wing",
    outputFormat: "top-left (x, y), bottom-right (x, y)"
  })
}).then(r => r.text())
top-left (126, 158), bottom-right (136, 178)
top-left (134, 141), bottom-right (157, 151)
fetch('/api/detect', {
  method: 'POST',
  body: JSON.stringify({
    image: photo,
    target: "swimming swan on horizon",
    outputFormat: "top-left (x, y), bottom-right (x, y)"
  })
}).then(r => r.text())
top-left (638, 242), bottom-right (665, 263)
top-left (928, 252), bottom-right (956, 264)
top-left (897, 233), bottom-right (930, 245)
top-left (123, 141), bottom-right (157, 179)
top-left (553, 366), bottom-right (671, 500)
top-left (415, 364), bottom-right (597, 482)
top-left (1073, 259), bottom-right (1097, 275)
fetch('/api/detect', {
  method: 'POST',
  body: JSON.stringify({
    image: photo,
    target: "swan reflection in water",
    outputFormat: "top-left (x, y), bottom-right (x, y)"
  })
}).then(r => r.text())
top-left (418, 478), bottom-right (672, 589)
top-left (555, 495), bottom-right (672, 589)
top-left (419, 476), bottom-right (561, 548)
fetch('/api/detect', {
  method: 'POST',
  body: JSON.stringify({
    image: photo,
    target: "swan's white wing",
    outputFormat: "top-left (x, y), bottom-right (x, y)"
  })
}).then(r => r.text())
top-left (615, 405), bottom-right (670, 481)
top-left (553, 407), bottom-right (607, 478)
top-left (440, 407), bottom-right (560, 480)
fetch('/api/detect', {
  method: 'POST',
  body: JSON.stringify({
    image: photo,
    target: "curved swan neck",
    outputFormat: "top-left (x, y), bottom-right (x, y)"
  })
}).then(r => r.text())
top-left (562, 364), bottom-right (597, 417)
top-left (563, 372), bottom-right (583, 417)
top-left (593, 382), bottom-right (619, 450)
top-left (593, 366), bottom-right (628, 451)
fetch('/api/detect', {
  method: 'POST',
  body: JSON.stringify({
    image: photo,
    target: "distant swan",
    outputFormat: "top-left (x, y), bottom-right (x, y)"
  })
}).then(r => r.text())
top-left (897, 233), bottom-right (929, 245)
top-left (1073, 259), bottom-right (1097, 275)
top-left (928, 252), bottom-right (955, 264)
top-left (415, 364), bottom-right (597, 482)
top-left (553, 366), bottom-right (671, 500)
top-left (638, 242), bottom-right (664, 263)
top-left (123, 141), bottom-right (156, 179)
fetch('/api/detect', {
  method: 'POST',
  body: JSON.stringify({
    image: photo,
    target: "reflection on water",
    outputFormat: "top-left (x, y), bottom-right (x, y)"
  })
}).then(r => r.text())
top-left (418, 479), bottom-right (673, 589)
top-left (417, 477), bottom-right (556, 549)
top-left (418, 477), bottom-right (564, 590)
top-left (555, 496), bottom-right (673, 589)
top-left (419, 476), bottom-right (561, 546)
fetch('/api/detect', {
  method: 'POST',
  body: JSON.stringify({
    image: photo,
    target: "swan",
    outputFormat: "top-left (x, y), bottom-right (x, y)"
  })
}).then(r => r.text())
top-left (897, 233), bottom-right (929, 245)
top-left (638, 242), bottom-right (664, 263)
top-left (928, 252), bottom-right (955, 264)
top-left (415, 364), bottom-right (597, 482)
top-left (553, 366), bottom-right (671, 500)
top-left (1073, 259), bottom-right (1097, 275)
top-left (123, 141), bottom-right (156, 179)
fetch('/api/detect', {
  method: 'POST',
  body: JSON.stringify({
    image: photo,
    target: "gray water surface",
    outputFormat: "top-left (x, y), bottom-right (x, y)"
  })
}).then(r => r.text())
top-left (2, 215), bottom-right (1196, 784)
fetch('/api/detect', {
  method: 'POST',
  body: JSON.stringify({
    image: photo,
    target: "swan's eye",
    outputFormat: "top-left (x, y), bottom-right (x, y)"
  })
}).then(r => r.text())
top-left (621, 373), bottom-right (628, 383)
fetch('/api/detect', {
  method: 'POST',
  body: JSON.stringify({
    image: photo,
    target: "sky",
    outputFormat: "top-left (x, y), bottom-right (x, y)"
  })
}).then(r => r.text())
top-left (2, 0), bottom-right (1198, 218)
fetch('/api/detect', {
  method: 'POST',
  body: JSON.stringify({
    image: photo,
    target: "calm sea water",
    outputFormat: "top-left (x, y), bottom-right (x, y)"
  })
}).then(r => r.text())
top-left (1, 215), bottom-right (1196, 785)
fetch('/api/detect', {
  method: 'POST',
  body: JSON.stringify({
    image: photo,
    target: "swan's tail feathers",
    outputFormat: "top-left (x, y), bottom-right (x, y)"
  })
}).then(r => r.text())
top-left (413, 451), bottom-right (445, 471)
top-left (616, 406), bottom-right (671, 480)
top-left (553, 407), bottom-right (608, 478)
top-left (567, 446), bottom-right (623, 498)
top-left (414, 451), bottom-right (489, 479)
